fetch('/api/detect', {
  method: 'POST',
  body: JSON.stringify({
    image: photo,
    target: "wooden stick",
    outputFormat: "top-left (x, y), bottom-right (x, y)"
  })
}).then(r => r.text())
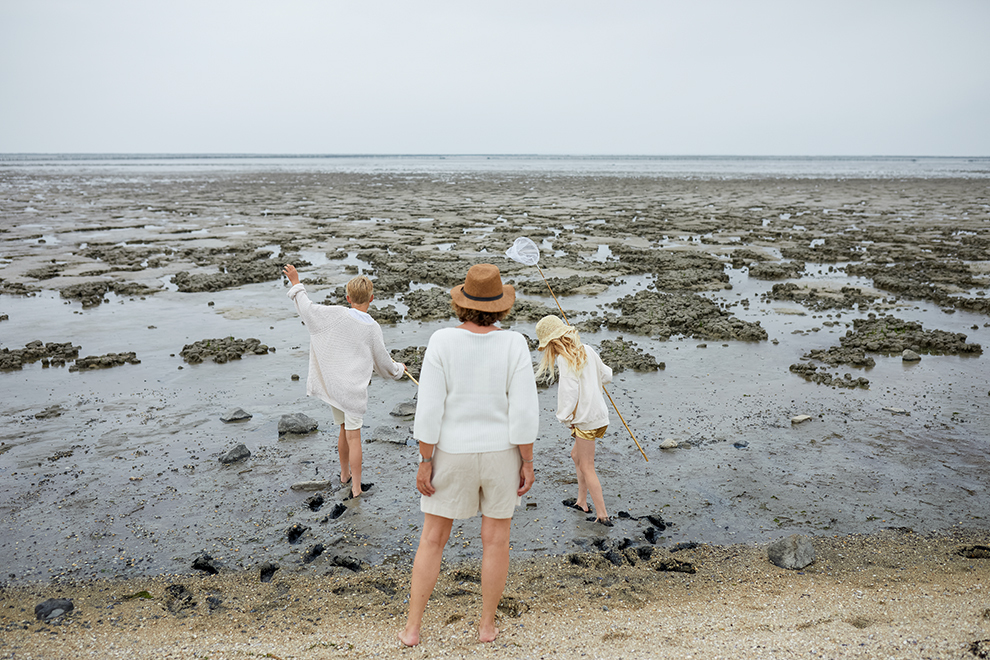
top-left (536, 266), bottom-right (647, 462)
top-left (404, 369), bottom-right (419, 386)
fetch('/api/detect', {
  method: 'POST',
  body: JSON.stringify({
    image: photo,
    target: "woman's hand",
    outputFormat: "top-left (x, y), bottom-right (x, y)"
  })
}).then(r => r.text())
top-left (283, 264), bottom-right (300, 285)
top-left (416, 462), bottom-right (435, 496)
top-left (517, 461), bottom-right (535, 496)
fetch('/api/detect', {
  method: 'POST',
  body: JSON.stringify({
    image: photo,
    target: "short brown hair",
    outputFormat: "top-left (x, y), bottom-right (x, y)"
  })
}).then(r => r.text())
top-left (346, 276), bottom-right (373, 305)
top-left (451, 301), bottom-right (510, 327)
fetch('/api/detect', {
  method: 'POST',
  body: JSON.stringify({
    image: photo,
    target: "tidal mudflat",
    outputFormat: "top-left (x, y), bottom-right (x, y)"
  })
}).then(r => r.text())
top-left (1, 165), bottom-right (987, 587)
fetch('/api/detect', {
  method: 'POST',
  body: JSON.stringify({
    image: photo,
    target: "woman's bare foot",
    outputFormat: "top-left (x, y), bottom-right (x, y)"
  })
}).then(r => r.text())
top-left (478, 624), bottom-right (499, 643)
top-left (398, 628), bottom-right (420, 647)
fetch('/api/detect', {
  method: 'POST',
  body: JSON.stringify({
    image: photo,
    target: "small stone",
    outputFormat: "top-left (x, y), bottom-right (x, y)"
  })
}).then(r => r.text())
top-left (791, 415), bottom-right (813, 424)
top-left (220, 407), bottom-right (252, 422)
top-left (882, 407), bottom-right (909, 415)
top-left (291, 374), bottom-right (300, 381)
top-left (219, 443), bottom-right (251, 464)
top-left (659, 438), bottom-right (678, 449)
top-left (290, 480), bottom-right (332, 492)
top-left (390, 401), bottom-right (417, 417)
top-left (35, 598), bottom-right (73, 621)
top-left (902, 349), bottom-right (921, 362)
top-left (278, 413), bottom-right (318, 435)
top-left (768, 534), bottom-right (815, 570)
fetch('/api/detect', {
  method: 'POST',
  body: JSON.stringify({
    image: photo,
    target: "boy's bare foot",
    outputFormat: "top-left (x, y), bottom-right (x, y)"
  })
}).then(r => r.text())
top-left (398, 628), bottom-right (420, 647)
top-left (478, 624), bottom-right (499, 643)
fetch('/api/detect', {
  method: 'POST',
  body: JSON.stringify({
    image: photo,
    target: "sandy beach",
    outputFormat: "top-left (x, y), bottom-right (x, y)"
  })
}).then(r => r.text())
top-left (1, 159), bottom-right (988, 657)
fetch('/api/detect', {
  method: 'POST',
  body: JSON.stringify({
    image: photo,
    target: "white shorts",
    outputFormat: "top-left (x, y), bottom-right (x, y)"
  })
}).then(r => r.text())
top-left (421, 447), bottom-right (522, 520)
top-left (330, 405), bottom-right (363, 431)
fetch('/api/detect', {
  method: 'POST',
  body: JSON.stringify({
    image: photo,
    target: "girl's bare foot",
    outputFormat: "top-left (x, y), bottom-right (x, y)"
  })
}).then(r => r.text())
top-left (398, 628), bottom-right (420, 647)
top-left (479, 624), bottom-right (499, 643)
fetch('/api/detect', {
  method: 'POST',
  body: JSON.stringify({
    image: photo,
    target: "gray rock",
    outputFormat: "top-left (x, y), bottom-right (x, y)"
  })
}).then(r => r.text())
top-left (902, 349), bottom-right (921, 362)
top-left (219, 443), bottom-right (251, 464)
top-left (659, 438), bottom-right (678, 449)
top-left (791, 414), bottom-right (813, 424)
top-left (290, 480), bottom-right (332, 491)
top-left (220, 407), bottom-right (252, 422)
top-left (369, 425), bottom-right (412, 445)
top-left (882, 407), bottom-right (909, 415)
top-left (768, 534), bottom-right (815, 570)
top-left (390, 401), bottom-right (417, 417)
top-left (278, 413), bottom-right (318, 435)
top-left (35, 598), bottom-right (73, 621)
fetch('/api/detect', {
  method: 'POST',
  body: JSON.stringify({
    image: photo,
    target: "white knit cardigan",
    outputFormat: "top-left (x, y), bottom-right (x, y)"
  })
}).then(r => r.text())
top-left (287, 284), bottom-right (404, 417)
top-left (554, 344), bottom-right (612, 431)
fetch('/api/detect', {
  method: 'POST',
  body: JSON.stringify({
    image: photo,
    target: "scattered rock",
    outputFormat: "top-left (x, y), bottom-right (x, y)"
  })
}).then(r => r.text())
top-left (259, 561), bottom-right (279, 583)
top-left (597, 337), bottom-right (664, 373)
top-left (882, 407), bottom-right (909, 415)
top-left (180, 337), bottom-right (271, 365)
top-left (389, 401), bottom-right (417, 418)
top-left (957, 545), bottom-right (990, 559)
top-left (191, 553), bottom-right (220, 575)
top-left (302, 544), bottom-right (325, 563)
top-left (278, 413), bottom-right (318, 435)
top-left (390, 346), bottom-right (426, 379)
top-left (659, 438), bottom-right (678, 449)
top-left (69, 352), bottom-right (141, 372)
top-left (220, 407), bottom-right (252, 422)
top-left (791, 415), bottom-right (813, 424)
top-left (768, 533), bottom-right (815, 570)
top-left (35, 598), bottom-right (73, 621)
top-left (286, 524), bottom-right (310, 544)
top-left (654, 558), bottom-right (696, 573)
top-left (369, 425), bottom-right (411, 445)
top-left (0, 340), bottom-right (80, 371)
top-left (163, 584), bottom-right (196, 614)
top-left (902, 349), bottom-right (921, 362)
top-left (603, 290), bottom-right (766, 341)
top-left (970, 639), bottom-right (990, 658)
top-left (219, 443), bottom-right (251, 464)
top-left (290, 480), bottom-right (332, 491)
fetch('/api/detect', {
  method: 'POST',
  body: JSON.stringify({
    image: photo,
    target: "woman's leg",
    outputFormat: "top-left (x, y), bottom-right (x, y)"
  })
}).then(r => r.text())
top-left (570, 437), bottom-right (590, 512)
top-left (479, 516), bottom-right (512, 643)
top-left (400, 514), bottom-right (453, 647)
top-left (572, 437), bottom-right (608, 520)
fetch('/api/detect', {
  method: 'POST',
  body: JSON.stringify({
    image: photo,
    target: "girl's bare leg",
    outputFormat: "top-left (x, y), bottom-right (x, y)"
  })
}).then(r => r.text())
top-left (399, 514), bottom-right (453, 647)
top-left (572, 437), bottom-right (608, 520)
top-left (479, 516), bottom-right (512, 643)
top-left (570, 438), bottom-right (590, 512)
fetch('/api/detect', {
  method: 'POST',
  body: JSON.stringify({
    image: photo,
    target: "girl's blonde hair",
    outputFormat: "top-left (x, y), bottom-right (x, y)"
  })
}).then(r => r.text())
top-left (536, 327), bottom-right (587, 383)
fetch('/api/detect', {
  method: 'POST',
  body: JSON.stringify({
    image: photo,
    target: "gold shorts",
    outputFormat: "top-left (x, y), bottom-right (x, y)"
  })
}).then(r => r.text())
top-left (572, 426), bottom-right (607, 441)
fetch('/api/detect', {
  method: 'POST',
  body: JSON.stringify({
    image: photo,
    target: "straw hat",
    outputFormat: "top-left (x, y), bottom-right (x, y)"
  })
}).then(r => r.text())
top-left (535, 314), bottom-right (575, 349)
top-left (449, 264), bottom-right (515, 313)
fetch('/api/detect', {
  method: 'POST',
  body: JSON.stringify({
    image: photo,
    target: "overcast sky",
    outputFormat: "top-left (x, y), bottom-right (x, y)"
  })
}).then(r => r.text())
top-left (1, 1), bottom-right (988, 156)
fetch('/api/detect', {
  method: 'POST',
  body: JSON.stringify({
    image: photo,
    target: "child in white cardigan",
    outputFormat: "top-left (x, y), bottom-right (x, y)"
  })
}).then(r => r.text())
top-left (283, 264), bottom-right (405, 499)
top-left (535, 315), bottom-right (613, 526)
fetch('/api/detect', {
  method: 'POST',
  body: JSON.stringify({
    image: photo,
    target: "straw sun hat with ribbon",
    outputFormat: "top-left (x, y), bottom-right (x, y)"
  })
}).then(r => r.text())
top-left (449, 263), bottom-right (515, 313)
top-left (535, 314), bottom-right (577, 349)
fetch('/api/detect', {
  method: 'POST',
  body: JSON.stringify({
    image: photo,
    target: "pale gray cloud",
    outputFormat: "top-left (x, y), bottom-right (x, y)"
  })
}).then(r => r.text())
top-left (2, 0), bottom-right (988, 155)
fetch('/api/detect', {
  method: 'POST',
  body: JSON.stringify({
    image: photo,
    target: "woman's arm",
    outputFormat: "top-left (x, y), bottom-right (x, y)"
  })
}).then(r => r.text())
top-left (517, 443), bottom-right (534, 495)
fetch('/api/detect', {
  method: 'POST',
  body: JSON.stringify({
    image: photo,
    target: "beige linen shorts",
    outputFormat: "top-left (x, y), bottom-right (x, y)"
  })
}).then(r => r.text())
top-left (420, 447), bottom-right (522, 520)
top-left (330, 405), bottom-right (362, 431)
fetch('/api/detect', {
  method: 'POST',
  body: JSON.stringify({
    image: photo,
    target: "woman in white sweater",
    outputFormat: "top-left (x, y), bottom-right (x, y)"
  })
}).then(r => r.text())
top-left (399, 264), bottom-right (538, 647)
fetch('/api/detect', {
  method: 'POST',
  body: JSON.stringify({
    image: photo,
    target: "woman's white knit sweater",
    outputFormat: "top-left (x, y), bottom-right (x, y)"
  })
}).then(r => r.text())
top-left (287, 284), bottom-right (404, 417)
top-left (413, 327), bottom-right (539, 453)
top-left (554, 344), bottom-right (612, 431)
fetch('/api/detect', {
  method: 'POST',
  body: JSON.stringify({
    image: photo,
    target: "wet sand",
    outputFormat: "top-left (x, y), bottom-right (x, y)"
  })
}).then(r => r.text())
top-left (1, 166), bottom-right (988, 656)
